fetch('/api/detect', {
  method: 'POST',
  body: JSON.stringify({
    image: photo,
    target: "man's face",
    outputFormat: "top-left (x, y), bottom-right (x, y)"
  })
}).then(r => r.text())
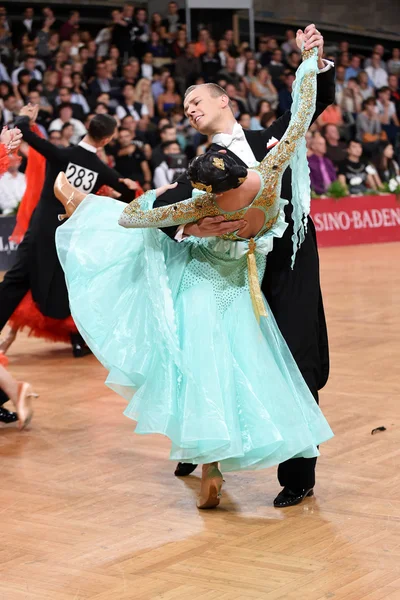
top-left (122, 116), bottom-right (136, 134)
top-left (379, 89), bottom-right (391, 102)
top-left (123, 85), bottom-right (135, 101)
top-left (336, 66), bottom-right (345, 81)
top-left (161, 127), bottom-right (177, 142)
top-left (375, 44), bottom-right (384, 57)
top-left (26, 58), bottom-right (36, 71)
top-left (372, 54), bottom-right (380, 67)
top-left (164, 143), bottom-right (180, 155)
top-left (348, 141), bottom-right (362, 158)
top-left (137, 9), bottom-right (146, 22)
top-left (312, 136), bottom-right (326, 156)
top-left (25, 8), bottom-right (34, 19)
top-left (225, 84), bottom-right (236, 98)
top-left (239, 114), bottom-right (251, 129)
top-left (123, 4), bottom-right (134, 18)
top-left (225, 30), bottom-right (234, 43)
top-left (187, 43), bottom-right (196, 57)
top-left (143, 52), bottom-right (153, 64)
top-left (184, 86), bottom-right (228, 135)
top-left (226, 56), bottom-right (236, 72)
top-left (71, 12), bottom-right (80, 25)
top-left (325, 124), bottom-right (339, 142)
top-left (168, 2), bottom-right (178, 15)
top-left (207, 41), bottom-right (216, 54)
top-left (49, 132), bottom-right (62, 144)
top-left (118, 130), bottom-right (133, 147)
top-left (59, 89), bottom-right (71, 103)
top-left (5, 96), bottom-right (17, 111)
top-left (62, 125), bottom-right (74, 139)
top-left (28, 92), bottom-right (40, 105)
top-left (272, 50), bottom-right (282, 62)
top-left (97, 64), bottom-right (107, 79)
top-left (351, 56), bottom-right (360, 69)
top-left (60, 107), bottom-right (73, 121)
top-left (389, 75), bottom-right (398, 89)
top-left (97, 93), bottom-right (110, 104)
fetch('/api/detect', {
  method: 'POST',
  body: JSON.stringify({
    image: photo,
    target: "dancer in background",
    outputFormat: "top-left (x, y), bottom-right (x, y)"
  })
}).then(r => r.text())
top-left (0, 126), bottom-right (36, 428)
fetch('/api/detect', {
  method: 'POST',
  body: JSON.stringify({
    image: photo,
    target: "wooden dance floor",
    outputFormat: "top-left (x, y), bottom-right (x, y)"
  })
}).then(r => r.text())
top-left (1, 242), bottom-right (399, 600)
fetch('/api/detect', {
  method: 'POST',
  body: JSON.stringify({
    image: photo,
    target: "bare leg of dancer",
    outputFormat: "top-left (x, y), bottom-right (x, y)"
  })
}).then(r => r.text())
top-left (0, 327), bottom-right (18, 355)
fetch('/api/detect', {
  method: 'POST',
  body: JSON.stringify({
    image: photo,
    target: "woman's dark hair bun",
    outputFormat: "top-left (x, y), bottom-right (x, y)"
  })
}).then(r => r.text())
top-left (188, 151), bottom-right (247, 194)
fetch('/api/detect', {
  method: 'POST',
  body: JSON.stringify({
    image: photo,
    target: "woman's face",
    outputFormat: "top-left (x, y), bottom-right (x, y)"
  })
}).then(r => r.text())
top-left (166, 77), bottom-right (175, 92)
top-left (259, 101), bottom-right (271, 115)
top-left (258, 69), bottom-right (269, 84)
top-left (247, 59), bottom-right (257, 73)
top-left (110, 47), bottom-right (119, 59)
top-left (239, 114), bottom-right (251, 129)
top-left (72, 74), bottom-right (82, 86)
top-left (152, 13), bottom-right (162, 25)
top-left (384, 144), bottom-right (394, 159)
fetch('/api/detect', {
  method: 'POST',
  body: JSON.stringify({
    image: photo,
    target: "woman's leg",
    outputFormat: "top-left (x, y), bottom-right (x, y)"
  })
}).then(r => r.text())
top-left (0, 327), bottom-right (18, 354)
top-left (197, 462), bottom-right (223, 509)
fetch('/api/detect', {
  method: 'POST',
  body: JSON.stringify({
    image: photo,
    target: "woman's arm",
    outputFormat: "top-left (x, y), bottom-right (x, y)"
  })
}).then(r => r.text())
top-left (157, 94), bottom-right (166, 118)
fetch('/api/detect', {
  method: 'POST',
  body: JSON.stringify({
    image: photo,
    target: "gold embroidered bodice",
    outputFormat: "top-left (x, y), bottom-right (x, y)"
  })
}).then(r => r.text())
top-left (118, 48), bottom-right (317, 242)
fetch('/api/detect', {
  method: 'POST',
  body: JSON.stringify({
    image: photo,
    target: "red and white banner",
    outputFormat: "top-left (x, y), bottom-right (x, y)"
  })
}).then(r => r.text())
top-left (310, 194), bottom-right (400, 247)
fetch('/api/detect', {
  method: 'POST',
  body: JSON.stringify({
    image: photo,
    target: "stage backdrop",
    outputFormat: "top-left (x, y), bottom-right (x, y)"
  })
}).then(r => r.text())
top-left (310, 194), bottom-right (400, 247)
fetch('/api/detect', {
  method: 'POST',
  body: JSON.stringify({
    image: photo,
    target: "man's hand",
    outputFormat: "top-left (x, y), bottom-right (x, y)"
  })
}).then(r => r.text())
top-left (183, 215), bottom-right (246, 238)
top-left (119, 177), bottom-right (140, 190)
top-left (19, 103), bottom-right (39, 124)
top-left (0, 126), bottom-right (23, 152)
top-left (296, 24), bottom-right (325, 69)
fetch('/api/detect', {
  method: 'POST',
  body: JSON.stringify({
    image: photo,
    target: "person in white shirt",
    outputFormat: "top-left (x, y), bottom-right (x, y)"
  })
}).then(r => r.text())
top-left (49, 104), bottom-right (87, 145)
top-left (141, 52), bottom-right (154, 80)
top-left (0, 158), bottom-right (26, 215)
top-left (365, 53), bottom-right (388, 89)
top-left (376, 87), bottom-right (400, 126)
top-left (0, 62), bottom-right (11, 83)
top-left (153, 141), bottom-right (186, 187)
top-left (116, 83), bottom-right (149, 121)
top-left (11, 57), bottom-right (42, 86)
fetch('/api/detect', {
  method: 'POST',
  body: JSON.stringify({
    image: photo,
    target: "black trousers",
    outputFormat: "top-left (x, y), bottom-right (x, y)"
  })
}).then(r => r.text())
top-left (0, 230), bottom-right (31, 332)
top-left (0, 388), bottom-right (9, 406)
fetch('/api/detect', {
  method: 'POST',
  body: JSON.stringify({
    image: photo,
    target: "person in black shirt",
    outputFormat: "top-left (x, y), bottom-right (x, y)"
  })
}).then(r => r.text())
top-left (113, 127), bottom-right (152, 187)
top-left (338, 140), bottom-right (378, 194)
top-left (0, 107), bottom-right (136, 358)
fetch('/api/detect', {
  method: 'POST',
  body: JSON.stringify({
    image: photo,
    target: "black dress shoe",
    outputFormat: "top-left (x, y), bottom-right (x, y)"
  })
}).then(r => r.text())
top-left (174, 462), bottom-right (198, 477)
top-left (0, 406), bottom-right (18, 424)
top-left (273, 486), bottom-right (314, 508)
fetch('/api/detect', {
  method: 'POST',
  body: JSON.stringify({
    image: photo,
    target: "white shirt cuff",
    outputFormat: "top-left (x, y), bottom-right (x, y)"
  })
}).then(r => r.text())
top-left (318, 59), bottom-right (335, 74)
top-left (174, 225), bottom-right (187, 242)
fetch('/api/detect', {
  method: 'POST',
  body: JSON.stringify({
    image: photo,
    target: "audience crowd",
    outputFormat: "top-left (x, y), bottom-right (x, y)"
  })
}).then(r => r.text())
top-left (1, 2), bottom-right (400, 213)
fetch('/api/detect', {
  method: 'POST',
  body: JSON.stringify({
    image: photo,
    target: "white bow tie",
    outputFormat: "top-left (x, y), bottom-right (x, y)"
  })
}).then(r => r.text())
top-left (213, 126), bottom-right (246, 149)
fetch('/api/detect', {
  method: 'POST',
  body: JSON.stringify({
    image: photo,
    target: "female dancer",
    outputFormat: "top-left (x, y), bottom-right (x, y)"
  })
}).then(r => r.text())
top-left (0, 127), bottom-right (36, 428)
top-left (56, 48), bottom-right (333, 507)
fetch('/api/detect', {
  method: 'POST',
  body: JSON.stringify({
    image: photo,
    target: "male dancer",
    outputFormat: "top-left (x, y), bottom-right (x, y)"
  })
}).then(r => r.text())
top-left (0, 105), bottom-right (136, 358)
top-left (156, 25), bottom-right (334, 507)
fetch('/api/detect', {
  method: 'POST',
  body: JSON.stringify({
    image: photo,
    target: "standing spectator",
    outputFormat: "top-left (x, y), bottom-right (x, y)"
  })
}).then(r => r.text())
top-left (135, 78), bottom-right (155, 119)
top-left (113, 127), bottom-right (151, 186)
top-left (268, 49), bottom-right (285, 86)
top-left (131, 7), bottom-right (150, 58)
top-left (116, 82), bottom-right (149, 121)
top-left (201, 40), bottom-right (222, 83)
top-left (259, 37), bottom-right (278, 67)
top-left (322, 123), bottom-right (348, 166)
top-left (49, 103), bottom-right (87, 144)
top-left (218, 39), bottom-right (230, 68)
top-left (156, 76), bottom-right (181, 118)
top-left (388, 74), bottom-right (400, 118)
top-left (175, 43), bottom-right (201, 95)
top-left (223, 29), bottom-right (238, 58)
top-left (153, 141), bottom-right (185, 187)
top-left (141, 52), bottom-right (154, 80)
top-left (36, 16), bottom-right (55, 61)
top-left (308, 136), bottom-right (337, 195)
top-left (345, 55), bottom-right (361, 80)
top-left (365, 44), bottom-right (387, 71)
top-left (236, 43), bottom-right (252, 77)
top-left (13, 7), bottom-right (36, 45)
top-left (95, 22), bottom-right (112, 58)
top-left (366, 52), bottom-right (388, 89)
top-left (56, 87), bottom-right (86, 122)
top-left (171, 29), bottom-right (187, 58)
top-left (60, 11), bottom-right (80, 42)
top-left (110, 8), bottom-right (131, 59)
top-left (249, 68), bottom-right (278, 112)
top-left (373, 141), bottom-right (400, 183)
top-left (0, 156), bottom-right (26, 214)
top-left (162, 2), bottom-right (183, 39)
top-left (338, 140), bottom-right (381, 194)
top-left (357, 71), bottom-right (375, 101)
top-left (278, 71), bottom-right (295, 115)
top-left (281, 29), bottom-right (299, 57)
top-left (151, 13), bottom-right (167, 40)
top-left (388, 48), bottom-right (400, 76)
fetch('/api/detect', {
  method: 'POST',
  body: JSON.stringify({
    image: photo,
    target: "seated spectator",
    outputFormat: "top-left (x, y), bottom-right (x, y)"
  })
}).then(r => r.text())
top-left (113, 127), bottom-right (152, 187)
top-left (278, 71), bottom-right (295, 115)
top-left (147, 31), bottom-right (167, 58)
top-left (169, 106), bottom-right (188, 149)
top-left (218, 39), bottom-right (230, 68)
top-left (357, 71), bottom-right (375, 101)
top-left (223, 29), bottom-right (238, 58)
top-left (317, 102), bottom-right (343, 128)
top-left (135, 78), bottom-right (155, 119)
top-left (194, 28), bottom-right (210, 58)
top-left (238, 112), bottom-right (251, 130)
top-left (338, 140), bottom-right (381, 194)
top-left (335, 65), bottom-right (347, 105)
top-left (60, 122), bottom-right (74, 147)
top-left (60, 11), bottom-right (80, 42)
top-left (388, 48), bottom-right (400, 76)
top-left (1, 94), bottom-right (18, 126)
top-left (15, 69), bottom-right (32, 105)
top-left (120, 114), bottom-right (150, 154)
top-left (322, 123), bottom-right (348, 166)
top-left (42, 70), bottom-right (60, 106)
top-left (201, 40), bottom-right (222, 83)
top-left (243, 58), bottom-right (259, 92)
top-left (281, 29), bottom-right (299, 58)
top-left (373, 141), bottom-right (400, 183)
top-left (49, 130), bottom-right (63, 145)
top-left (259, 37), bottom-right (279, 67)
top-left (141, 52), bottom-right (154, 80)
top-left (249, 68), bottom-right (278, 112)
top-left (156, 76), bottom-right (181, 118)
top-left (49, 103), bottom-right (87, 144)
top-left (250, 100), bottom-right (272, 131)
top-left (11, 56), bottom-right (42, 86)
top-left (153, 141), bottom-right (186, 187)
top-left (225, 83), bottom-right (247, 114)
top-left (365, 44), bottom-right (387, 71)
top-left (236, 43), bottom-right (252, 77)
top-left (308, 135), bottom-right (337, 195)
top-left (70, 73), bottom-right (90, 114)
top-left (388, 74), bottom-right (400, 118)
top-left (376, 86), bottom-right (399, 126)
top-left (0, 155), bottom-right (26, 215)
top-left (260, 110), bottom-right (276, 129)
top-left (116, 82), bottom-right (149, 121)
top-left (89, 61), bottom-right (120, 100)
top-left (268, 49), bottom-right (285, 85)
top-left (218, 56), bottom-right (242, 87)
top-left (345, 55), bottom-right (361, 80)
top-left (366, 52), bottom-right (388, 89)
top-left (356, 97), bottom-right (385, 145)
top-left (28, 89), bottom-right (53, 130)
top-left (341, 78), bottom-right (363, 115)
top-left (171, 28), bottom-right (188, 59)
top-left (151, 124), bottom-right (177, 168)
top-left (285, 51), bottom-right (301, 73)
top-left (56, 87), bottom-right (86, 121)
top-left (162, 1), bottom-right (184, 40)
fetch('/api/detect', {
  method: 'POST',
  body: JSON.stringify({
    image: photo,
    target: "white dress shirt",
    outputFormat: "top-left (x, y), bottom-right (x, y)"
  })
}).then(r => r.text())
top-left (0, 171), bottom-right (26, 215)
top-left (365, 66), bottom-right (388, 89)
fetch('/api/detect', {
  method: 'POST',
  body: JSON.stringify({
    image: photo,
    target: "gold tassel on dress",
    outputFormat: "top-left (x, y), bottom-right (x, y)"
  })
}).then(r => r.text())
top-left (247, 238), bottom-right (268, 323)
